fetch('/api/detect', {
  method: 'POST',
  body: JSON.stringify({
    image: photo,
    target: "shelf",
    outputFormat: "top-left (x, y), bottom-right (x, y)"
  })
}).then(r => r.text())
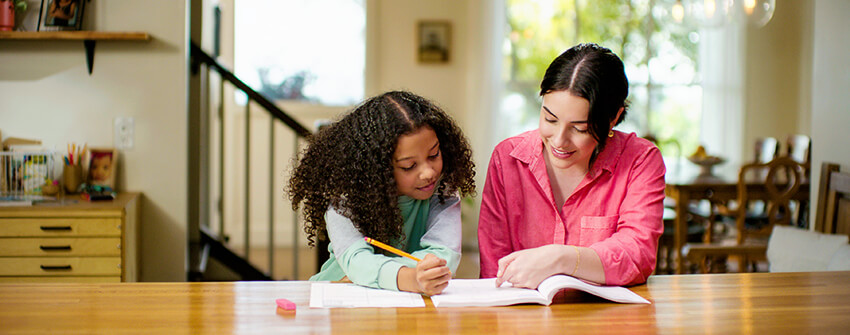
top-left (0, 31), bottom-right (150, 41)
top-left (0, 31), bottom-right (152, 74)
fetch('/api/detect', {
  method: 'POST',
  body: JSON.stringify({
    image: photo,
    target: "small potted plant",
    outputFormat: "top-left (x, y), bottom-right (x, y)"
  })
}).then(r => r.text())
top-left (0, 0), bottom-right (27, 31)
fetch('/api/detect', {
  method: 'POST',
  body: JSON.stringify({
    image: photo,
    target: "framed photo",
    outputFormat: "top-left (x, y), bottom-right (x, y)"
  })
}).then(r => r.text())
top-left (39, 0), bottom-right (86, 31)
top-left (85, 148), bottom-right (117, 189)
top-left (417, 20), bottom-right (451, 64)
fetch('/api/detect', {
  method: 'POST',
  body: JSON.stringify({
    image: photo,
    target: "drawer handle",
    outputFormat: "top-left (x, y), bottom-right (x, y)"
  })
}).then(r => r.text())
top-left (40, 265), bottom-right (72, 271)
top-left (40, 245), bottom-right (72, 251)
top-left (40, 226), bottom-right (72, 231)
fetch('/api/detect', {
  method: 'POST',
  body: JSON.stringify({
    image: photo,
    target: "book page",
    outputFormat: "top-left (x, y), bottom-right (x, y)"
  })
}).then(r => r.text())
top-left (538, 275), bottom-right (650, 304)
top-left (309, 282), bottom-right (425, 308)
top-left (431, 276), bottom-right (650, 307)
top-left (430, 278), bottom-right (548, 307)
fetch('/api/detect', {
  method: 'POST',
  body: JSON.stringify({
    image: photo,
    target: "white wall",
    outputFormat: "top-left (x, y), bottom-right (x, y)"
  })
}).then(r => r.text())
top-left (370, 0), bottom-right (486, 247)
top-left (0, 0), bottom-right (188, 281)
top-left (810, 0), bottom-right (850, 219)
top-left (743, 0), bottom-right (813, 162)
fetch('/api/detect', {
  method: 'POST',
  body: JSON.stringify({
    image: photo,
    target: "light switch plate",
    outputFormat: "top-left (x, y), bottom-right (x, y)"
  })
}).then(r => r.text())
top-left (114, 117), bottom-right (135, 150)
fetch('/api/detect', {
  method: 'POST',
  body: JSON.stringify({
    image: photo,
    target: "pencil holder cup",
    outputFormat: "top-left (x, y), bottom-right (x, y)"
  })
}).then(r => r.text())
top-left (63, 165), bottom-right (82, 193)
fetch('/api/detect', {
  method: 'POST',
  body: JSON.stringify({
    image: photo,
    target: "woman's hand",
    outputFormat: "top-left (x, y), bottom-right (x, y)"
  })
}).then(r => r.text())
top-left (495, 244), bottom-right (572, 289)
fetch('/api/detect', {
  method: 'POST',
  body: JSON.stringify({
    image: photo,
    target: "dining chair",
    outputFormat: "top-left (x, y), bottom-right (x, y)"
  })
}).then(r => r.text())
top-left (786, 134), bottom-right (812, 166)
top-left (815, 162), bottom-right (850, 235)
top-left (755, 137), bottom-right (780, 164)
top-left (684, 155), bottom-right (807, 273)
top-left (764, 162), bottom-right (850, 272)
top-left (785, 134), bottom-right (812, 227)
top-left (692, 162), bottom-right (849, 273)
top-left (710, 137), bottom-right (783, 238)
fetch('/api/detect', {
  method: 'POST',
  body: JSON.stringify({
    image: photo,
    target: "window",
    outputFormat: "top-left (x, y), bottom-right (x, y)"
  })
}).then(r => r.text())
top-left (234, 0), bottom-right (366, 106)
top-left (500, 0), bottom-right (701, 158)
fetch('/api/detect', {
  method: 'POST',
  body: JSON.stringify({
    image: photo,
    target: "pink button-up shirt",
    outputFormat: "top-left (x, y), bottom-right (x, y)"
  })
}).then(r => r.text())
top-left (478, 129), bottom-right (665, 286)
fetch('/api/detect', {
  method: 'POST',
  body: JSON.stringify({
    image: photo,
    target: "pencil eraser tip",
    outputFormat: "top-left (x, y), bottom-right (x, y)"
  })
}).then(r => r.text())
top-left (276, 298), bottom-right (296, 310)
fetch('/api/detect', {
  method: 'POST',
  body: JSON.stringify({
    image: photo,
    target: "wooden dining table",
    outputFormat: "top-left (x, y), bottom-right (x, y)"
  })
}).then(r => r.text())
top-left (1, 271), bottom-right (849, 334)
top-left (665, 163), bottom-right (810, 274)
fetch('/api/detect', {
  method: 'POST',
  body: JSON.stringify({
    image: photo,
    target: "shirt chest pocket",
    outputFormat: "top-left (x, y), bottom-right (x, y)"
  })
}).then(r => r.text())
top-left (579, 215), bottom-right (619, 246)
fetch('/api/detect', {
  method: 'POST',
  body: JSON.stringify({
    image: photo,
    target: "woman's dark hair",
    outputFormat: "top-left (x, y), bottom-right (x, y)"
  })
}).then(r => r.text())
top-left (288, 91), bottom-right (476, 247)
top-left (540, 43), bottom-right (629, 165)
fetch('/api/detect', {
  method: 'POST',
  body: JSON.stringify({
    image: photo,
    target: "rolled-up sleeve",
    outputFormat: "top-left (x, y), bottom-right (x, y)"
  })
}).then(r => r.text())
top-left (588, 147), bottom-right (665, 286)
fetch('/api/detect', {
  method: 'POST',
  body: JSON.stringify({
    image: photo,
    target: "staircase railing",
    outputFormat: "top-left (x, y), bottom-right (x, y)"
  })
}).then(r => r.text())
top-left (189, 42), bottom-right (312, 281)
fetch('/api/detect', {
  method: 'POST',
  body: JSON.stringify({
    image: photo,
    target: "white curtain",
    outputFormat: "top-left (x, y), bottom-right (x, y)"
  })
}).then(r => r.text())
top-left (462, 0), bottom-right (505, 249)
top-left (699, 22), bottom-right (746, 168)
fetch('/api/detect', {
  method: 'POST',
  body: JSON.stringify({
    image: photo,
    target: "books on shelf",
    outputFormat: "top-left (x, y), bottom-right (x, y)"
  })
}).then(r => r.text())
top-left (430, 275), bottom-right (650, 307)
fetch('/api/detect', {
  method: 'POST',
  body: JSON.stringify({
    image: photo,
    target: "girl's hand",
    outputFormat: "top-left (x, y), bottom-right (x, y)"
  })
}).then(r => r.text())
top-left (495, 244), bottom-right (572, 289)
top-left (415, 254), bottom-right (452, 295)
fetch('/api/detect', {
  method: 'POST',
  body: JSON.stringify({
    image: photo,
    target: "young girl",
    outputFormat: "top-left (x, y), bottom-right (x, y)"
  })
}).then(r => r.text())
top-left (288, 91), bottom-right (476, 295)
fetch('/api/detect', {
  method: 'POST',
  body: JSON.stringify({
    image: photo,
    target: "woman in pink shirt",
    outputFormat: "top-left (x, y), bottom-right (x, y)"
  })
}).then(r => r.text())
top-left (478, 43), bottom-right (665, 287)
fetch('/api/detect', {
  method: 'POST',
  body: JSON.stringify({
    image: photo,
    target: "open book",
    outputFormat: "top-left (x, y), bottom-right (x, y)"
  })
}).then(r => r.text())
top-left (430, 275), bottom-right (650, 307)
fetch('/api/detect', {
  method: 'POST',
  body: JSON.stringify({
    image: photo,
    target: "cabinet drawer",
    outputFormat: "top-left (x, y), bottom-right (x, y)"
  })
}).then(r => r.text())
top-left (0, 238), bottom-right (121, 256)
top-left (0, 218), bottom-right (121, 237)
top-left (0, 276), bottom-right (121, 283)
top-left (0, 257), bottom-right (122, 276)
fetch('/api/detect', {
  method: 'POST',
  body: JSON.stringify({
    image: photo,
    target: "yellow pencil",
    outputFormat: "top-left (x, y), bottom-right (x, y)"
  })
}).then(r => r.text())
top-left (364, 237), bottom-right (422, 262)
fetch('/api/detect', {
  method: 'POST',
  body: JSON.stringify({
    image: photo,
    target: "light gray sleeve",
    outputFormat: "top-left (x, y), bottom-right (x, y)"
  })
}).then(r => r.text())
top-left (325, 206), bottom-right (366, 257)
top-left (422, 194), bottom-right (463, 254)
top-left (409, 194), bottom-right (463, 272)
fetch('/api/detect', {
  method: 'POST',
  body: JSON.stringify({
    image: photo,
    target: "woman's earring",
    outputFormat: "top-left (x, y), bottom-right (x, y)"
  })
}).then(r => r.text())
top-left (608, 130), bottom-right (614, 138)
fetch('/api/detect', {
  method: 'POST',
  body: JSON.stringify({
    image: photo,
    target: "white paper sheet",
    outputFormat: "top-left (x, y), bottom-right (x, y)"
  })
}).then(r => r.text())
top-left (309, 282), bottom-right (425, 308)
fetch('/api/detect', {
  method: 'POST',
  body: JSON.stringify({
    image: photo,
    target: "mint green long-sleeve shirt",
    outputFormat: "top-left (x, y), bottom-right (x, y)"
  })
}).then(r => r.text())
top-left (309, 194), bottom-right (462, 291)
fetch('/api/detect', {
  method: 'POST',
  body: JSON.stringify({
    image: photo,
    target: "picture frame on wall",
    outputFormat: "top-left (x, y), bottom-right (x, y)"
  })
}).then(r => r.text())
top-left (38, 0), bottom-right (85, 31)
top-left (417, 20), bottom-right (451, 64)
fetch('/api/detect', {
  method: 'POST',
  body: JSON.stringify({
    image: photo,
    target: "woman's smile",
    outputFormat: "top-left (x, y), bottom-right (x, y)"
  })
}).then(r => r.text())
top-left (550, 146), bottom-right (575, 159)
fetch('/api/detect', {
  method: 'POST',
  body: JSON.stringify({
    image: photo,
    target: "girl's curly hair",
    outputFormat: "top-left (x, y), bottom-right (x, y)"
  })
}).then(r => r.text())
top-left (288, 91), bottom-right (476, 247)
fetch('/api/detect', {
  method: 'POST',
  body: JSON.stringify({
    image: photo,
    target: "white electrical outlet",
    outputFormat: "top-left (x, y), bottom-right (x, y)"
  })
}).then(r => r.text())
top-left (114, 117), bottom-right (135, 150)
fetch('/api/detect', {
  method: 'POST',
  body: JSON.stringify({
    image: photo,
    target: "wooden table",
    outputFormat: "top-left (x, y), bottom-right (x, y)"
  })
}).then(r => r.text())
top-left (2, 272), bottom-right (849, 334)
top-left (665, 170), bottom-right (810, 274)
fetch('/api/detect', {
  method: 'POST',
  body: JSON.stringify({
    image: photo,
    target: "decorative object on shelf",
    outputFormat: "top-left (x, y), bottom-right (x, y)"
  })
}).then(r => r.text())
top-left (417, 20), bottom-right (450, 64)
top-left (688, 145), bottom-right (726, 178)
top-left (675, 0), bottom-right (775, 28)
top-left (41, 179), bottom-right (59, 196)
top-left (0, 0), bottom-right (27, 31)
top-left (81, 184), bottom-right (115, 201)
top-left (85, 147), bottom-right (116, 190)
top-left (0, 149), bottom-right (58, 202)
top-left (38, 0), bottom-right (85, 31)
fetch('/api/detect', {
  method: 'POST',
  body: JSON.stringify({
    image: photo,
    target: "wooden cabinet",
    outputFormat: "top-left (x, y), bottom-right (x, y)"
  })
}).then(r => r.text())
top-left (0, 193), bottom-right (139, 282)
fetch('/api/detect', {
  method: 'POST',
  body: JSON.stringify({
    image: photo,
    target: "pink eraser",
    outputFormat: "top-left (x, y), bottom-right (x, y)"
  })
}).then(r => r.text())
top-left (275, 298), bottom-right (296, 310)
